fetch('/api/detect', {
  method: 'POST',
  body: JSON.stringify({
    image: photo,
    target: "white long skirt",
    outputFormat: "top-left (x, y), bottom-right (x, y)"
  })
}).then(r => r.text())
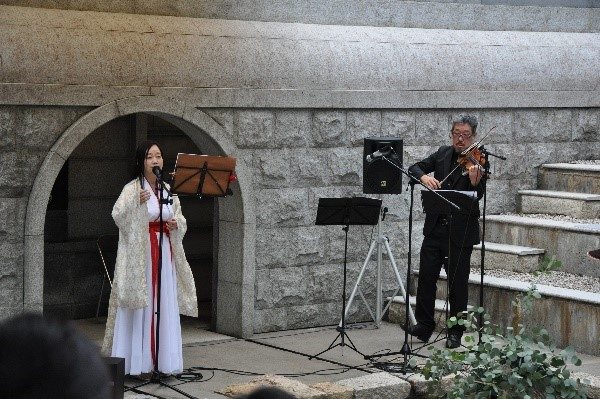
top-left (111, 233), bottom-right (183, 375)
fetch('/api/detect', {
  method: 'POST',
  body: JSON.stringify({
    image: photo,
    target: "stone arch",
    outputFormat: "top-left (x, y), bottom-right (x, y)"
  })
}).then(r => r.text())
top-left (24, 96), bottom-right (255, 338)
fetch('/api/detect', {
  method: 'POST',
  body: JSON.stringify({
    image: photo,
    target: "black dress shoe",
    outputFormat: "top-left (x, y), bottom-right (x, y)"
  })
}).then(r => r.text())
top-left (405, 323), bottom-right (433, 342)
top-left (446, 332), bottom-right (462, 349)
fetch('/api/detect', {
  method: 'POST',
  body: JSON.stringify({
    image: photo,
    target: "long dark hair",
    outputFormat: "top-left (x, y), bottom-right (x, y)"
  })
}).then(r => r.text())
top-left (134, 140), bottom-right (163, 188)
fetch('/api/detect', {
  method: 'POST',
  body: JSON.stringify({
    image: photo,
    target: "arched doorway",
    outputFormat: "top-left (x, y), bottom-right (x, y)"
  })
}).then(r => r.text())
top-left (24, 97), bottom-right (255, 338)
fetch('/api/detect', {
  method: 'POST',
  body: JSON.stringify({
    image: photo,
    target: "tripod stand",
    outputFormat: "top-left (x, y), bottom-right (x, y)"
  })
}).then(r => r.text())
top-left (311, 197), bottom-right (381, 359)
top-left (343, 205), bottom-right (416, 328)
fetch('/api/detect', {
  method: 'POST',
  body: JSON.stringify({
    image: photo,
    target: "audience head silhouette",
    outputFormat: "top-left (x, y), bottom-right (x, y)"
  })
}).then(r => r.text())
top-left (0, 313), bottom-right (111, 399)
top-left (244, 386), bottom-right (297, 399)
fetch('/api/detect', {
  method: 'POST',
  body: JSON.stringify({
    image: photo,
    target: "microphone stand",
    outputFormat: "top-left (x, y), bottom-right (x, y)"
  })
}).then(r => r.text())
top-left (127, 169), bottom-right (198, 399)
top-left (363, 153), bottom-right (459, 374)
top-left (476, 147), bottom-right (505, 343)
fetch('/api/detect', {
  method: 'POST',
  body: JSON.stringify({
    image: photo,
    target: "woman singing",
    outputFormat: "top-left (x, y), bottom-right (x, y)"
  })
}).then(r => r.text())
top-left (102, 141), bottom-right (197, 376)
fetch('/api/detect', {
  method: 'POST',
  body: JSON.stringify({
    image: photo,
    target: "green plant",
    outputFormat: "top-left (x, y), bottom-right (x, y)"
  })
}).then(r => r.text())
top-left (535, 256), bottom-right (562, 276)
top-left (511, 285), bottom-right (541, 331)
top-left (422, 307), bottom-right (586, 399)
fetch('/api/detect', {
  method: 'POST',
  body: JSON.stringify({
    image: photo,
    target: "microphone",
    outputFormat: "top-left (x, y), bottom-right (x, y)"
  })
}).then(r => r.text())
top-left (365, 147), bottom-right (392, 163)
top-left (152, 166), bottom-right (162, 177)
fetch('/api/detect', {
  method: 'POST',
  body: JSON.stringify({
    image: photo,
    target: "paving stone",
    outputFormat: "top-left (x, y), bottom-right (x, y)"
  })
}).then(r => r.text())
top-left (310, 381), bottom-right (353, 399)
top-left (336, 372), bottom-right (411, 399)
top-left (219, 374), bottom-right (326, 398)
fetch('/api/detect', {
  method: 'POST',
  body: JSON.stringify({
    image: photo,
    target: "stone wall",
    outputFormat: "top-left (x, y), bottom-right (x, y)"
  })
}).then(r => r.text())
top-left (1, 5), bottom-right (598, 111)
top-left (0, 106), bottom-right (92, 319)
top-left (200, 107), bottom-right (600, 332)
top-left (0, 104), bottom-right (598, 328)
top-left (1, 1), bottom-right (598, 32)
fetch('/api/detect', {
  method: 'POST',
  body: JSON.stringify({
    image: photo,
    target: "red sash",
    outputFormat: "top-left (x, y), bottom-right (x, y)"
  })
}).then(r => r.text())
top-left (148, 221), bottom-right (171, 367)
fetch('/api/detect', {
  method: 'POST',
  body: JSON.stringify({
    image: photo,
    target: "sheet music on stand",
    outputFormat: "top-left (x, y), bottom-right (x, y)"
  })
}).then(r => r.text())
top-left (171, 153), bottom-right (236, 198)
top-left (421, 189), bottom-right (477, 215)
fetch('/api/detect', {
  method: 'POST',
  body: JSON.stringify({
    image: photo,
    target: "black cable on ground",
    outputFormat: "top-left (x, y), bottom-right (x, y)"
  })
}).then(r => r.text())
top-left (244, 338), bottom-right (375, 374)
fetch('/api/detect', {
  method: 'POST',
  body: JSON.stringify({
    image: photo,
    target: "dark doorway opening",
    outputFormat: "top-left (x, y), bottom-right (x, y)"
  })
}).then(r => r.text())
top-left (43, 113), bottom-right (214, 325)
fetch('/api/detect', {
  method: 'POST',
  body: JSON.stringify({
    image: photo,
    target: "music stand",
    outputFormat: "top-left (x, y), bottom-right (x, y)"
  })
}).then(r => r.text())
top-left (171, 153), bottom-right (236, 197)
top-left (311, 197), bottom-right (381, 359)
top-left (421, 190), bottom-right (477, 215)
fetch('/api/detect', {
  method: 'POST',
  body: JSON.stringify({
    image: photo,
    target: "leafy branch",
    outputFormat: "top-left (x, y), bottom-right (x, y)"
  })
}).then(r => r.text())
top-left (422, 306), bottom-right (586, 399)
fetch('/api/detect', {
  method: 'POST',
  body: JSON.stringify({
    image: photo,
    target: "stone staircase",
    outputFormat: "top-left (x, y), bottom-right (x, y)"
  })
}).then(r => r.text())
top-left (390, 162), bottom-right (600, 355)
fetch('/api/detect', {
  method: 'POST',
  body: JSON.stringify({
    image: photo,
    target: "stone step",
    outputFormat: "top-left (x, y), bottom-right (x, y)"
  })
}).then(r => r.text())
top-left (539, 163), bottom-right (600, 194)
top-left (471, 241), bottom-right (545, 273)
top-left (399, 269), bottom-right (600, 356)
top-left (485, 214), bottom-right (600, 278)
top-left (518, 189), bottom-right (600, 219)
top-left (406, 270), bottom-right (460, 303)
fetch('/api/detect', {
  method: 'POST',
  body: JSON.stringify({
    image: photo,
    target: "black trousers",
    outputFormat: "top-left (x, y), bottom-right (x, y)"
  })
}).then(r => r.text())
top-left (415, 219), bottom-right (473, 333)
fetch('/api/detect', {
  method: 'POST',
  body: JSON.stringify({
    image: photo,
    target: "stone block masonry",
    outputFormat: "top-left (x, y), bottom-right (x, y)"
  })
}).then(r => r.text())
top-left (197, 107), bottom-right (600, 332)
top-left (0, 103), bottom-right (598, 329)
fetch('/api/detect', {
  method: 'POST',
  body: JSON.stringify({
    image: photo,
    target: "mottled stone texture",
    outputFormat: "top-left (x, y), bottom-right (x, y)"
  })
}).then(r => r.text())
top-left (219, 107), bottom-right (600, 332)
top-left (0, 1), bottom-right (597, 33)
top-left (0, 106), bottom-right (91, 316)
top-left (3, 105), bottom-right (600, 329)
top-left (0, 106), bottom-right (91, 198)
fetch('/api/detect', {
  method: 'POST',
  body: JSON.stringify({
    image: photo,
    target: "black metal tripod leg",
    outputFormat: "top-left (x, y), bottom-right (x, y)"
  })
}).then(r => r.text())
top-left (341, 331), bottom-right (364, 357)
top-left (125, 376), bottom-right (198, 399)
top-left (310, 333), bottom-right (343, 359)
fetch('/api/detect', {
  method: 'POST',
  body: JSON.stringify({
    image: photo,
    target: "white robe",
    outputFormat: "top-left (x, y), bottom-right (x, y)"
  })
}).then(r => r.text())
top-left (102, 178), bottom-right (198, 375)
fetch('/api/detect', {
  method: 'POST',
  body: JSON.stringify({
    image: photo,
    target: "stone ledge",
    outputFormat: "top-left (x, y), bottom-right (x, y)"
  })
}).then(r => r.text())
top-left (473, 242), bottom-right (545, 256)
top-left (432, 269), bottom-right (600, 306)
top-left (482, 272), bottom-right (600, 305)
top-left (2, 2), bottom-right (600, 34)
top-left (519, 189), bottom-right (600, 201)
top-left (309, 382), bottom-right (353, 399)
top-left (2, 84), bottom-right (600, 109)
top-left (485, 214), bottom-right (600, 234)
top-left (541, 163), bottom-right (600, 173)
top-left (218, 372), bottom-right (413, 399)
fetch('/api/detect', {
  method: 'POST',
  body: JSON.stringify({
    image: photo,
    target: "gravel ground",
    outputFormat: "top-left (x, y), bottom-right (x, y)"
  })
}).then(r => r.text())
top-left (500, 213), bottom-right (600, 225)
top-left (473, 268), bottom-right (600, 293)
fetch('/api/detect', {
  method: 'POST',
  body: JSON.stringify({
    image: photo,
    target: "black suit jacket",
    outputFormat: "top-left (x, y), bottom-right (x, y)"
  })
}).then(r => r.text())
top-left (408, 145), bottom-right (486, 247)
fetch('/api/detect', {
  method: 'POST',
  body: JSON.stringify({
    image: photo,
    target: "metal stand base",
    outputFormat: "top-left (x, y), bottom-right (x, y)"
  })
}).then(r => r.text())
top-left (342, 208), bottom-right (416, 327)
top-left (309, 325), bottom-right (364, 359)
top-left (126, 371), bottom-right (198, 399)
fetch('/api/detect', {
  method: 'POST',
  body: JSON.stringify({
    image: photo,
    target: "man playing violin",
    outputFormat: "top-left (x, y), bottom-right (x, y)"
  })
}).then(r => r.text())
top-left (407, 114), bottom-right (486, 349)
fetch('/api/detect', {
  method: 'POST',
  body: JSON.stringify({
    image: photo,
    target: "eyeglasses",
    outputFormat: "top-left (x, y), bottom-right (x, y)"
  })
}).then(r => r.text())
top-left (450, 131), bottom-right (473, 139)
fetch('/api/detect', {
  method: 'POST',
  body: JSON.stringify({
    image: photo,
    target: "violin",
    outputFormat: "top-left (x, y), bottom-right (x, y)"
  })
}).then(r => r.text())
top-left (438, 124), bottom-right (497, 186)
top-left (457, 146), bottom-right (486, 176)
